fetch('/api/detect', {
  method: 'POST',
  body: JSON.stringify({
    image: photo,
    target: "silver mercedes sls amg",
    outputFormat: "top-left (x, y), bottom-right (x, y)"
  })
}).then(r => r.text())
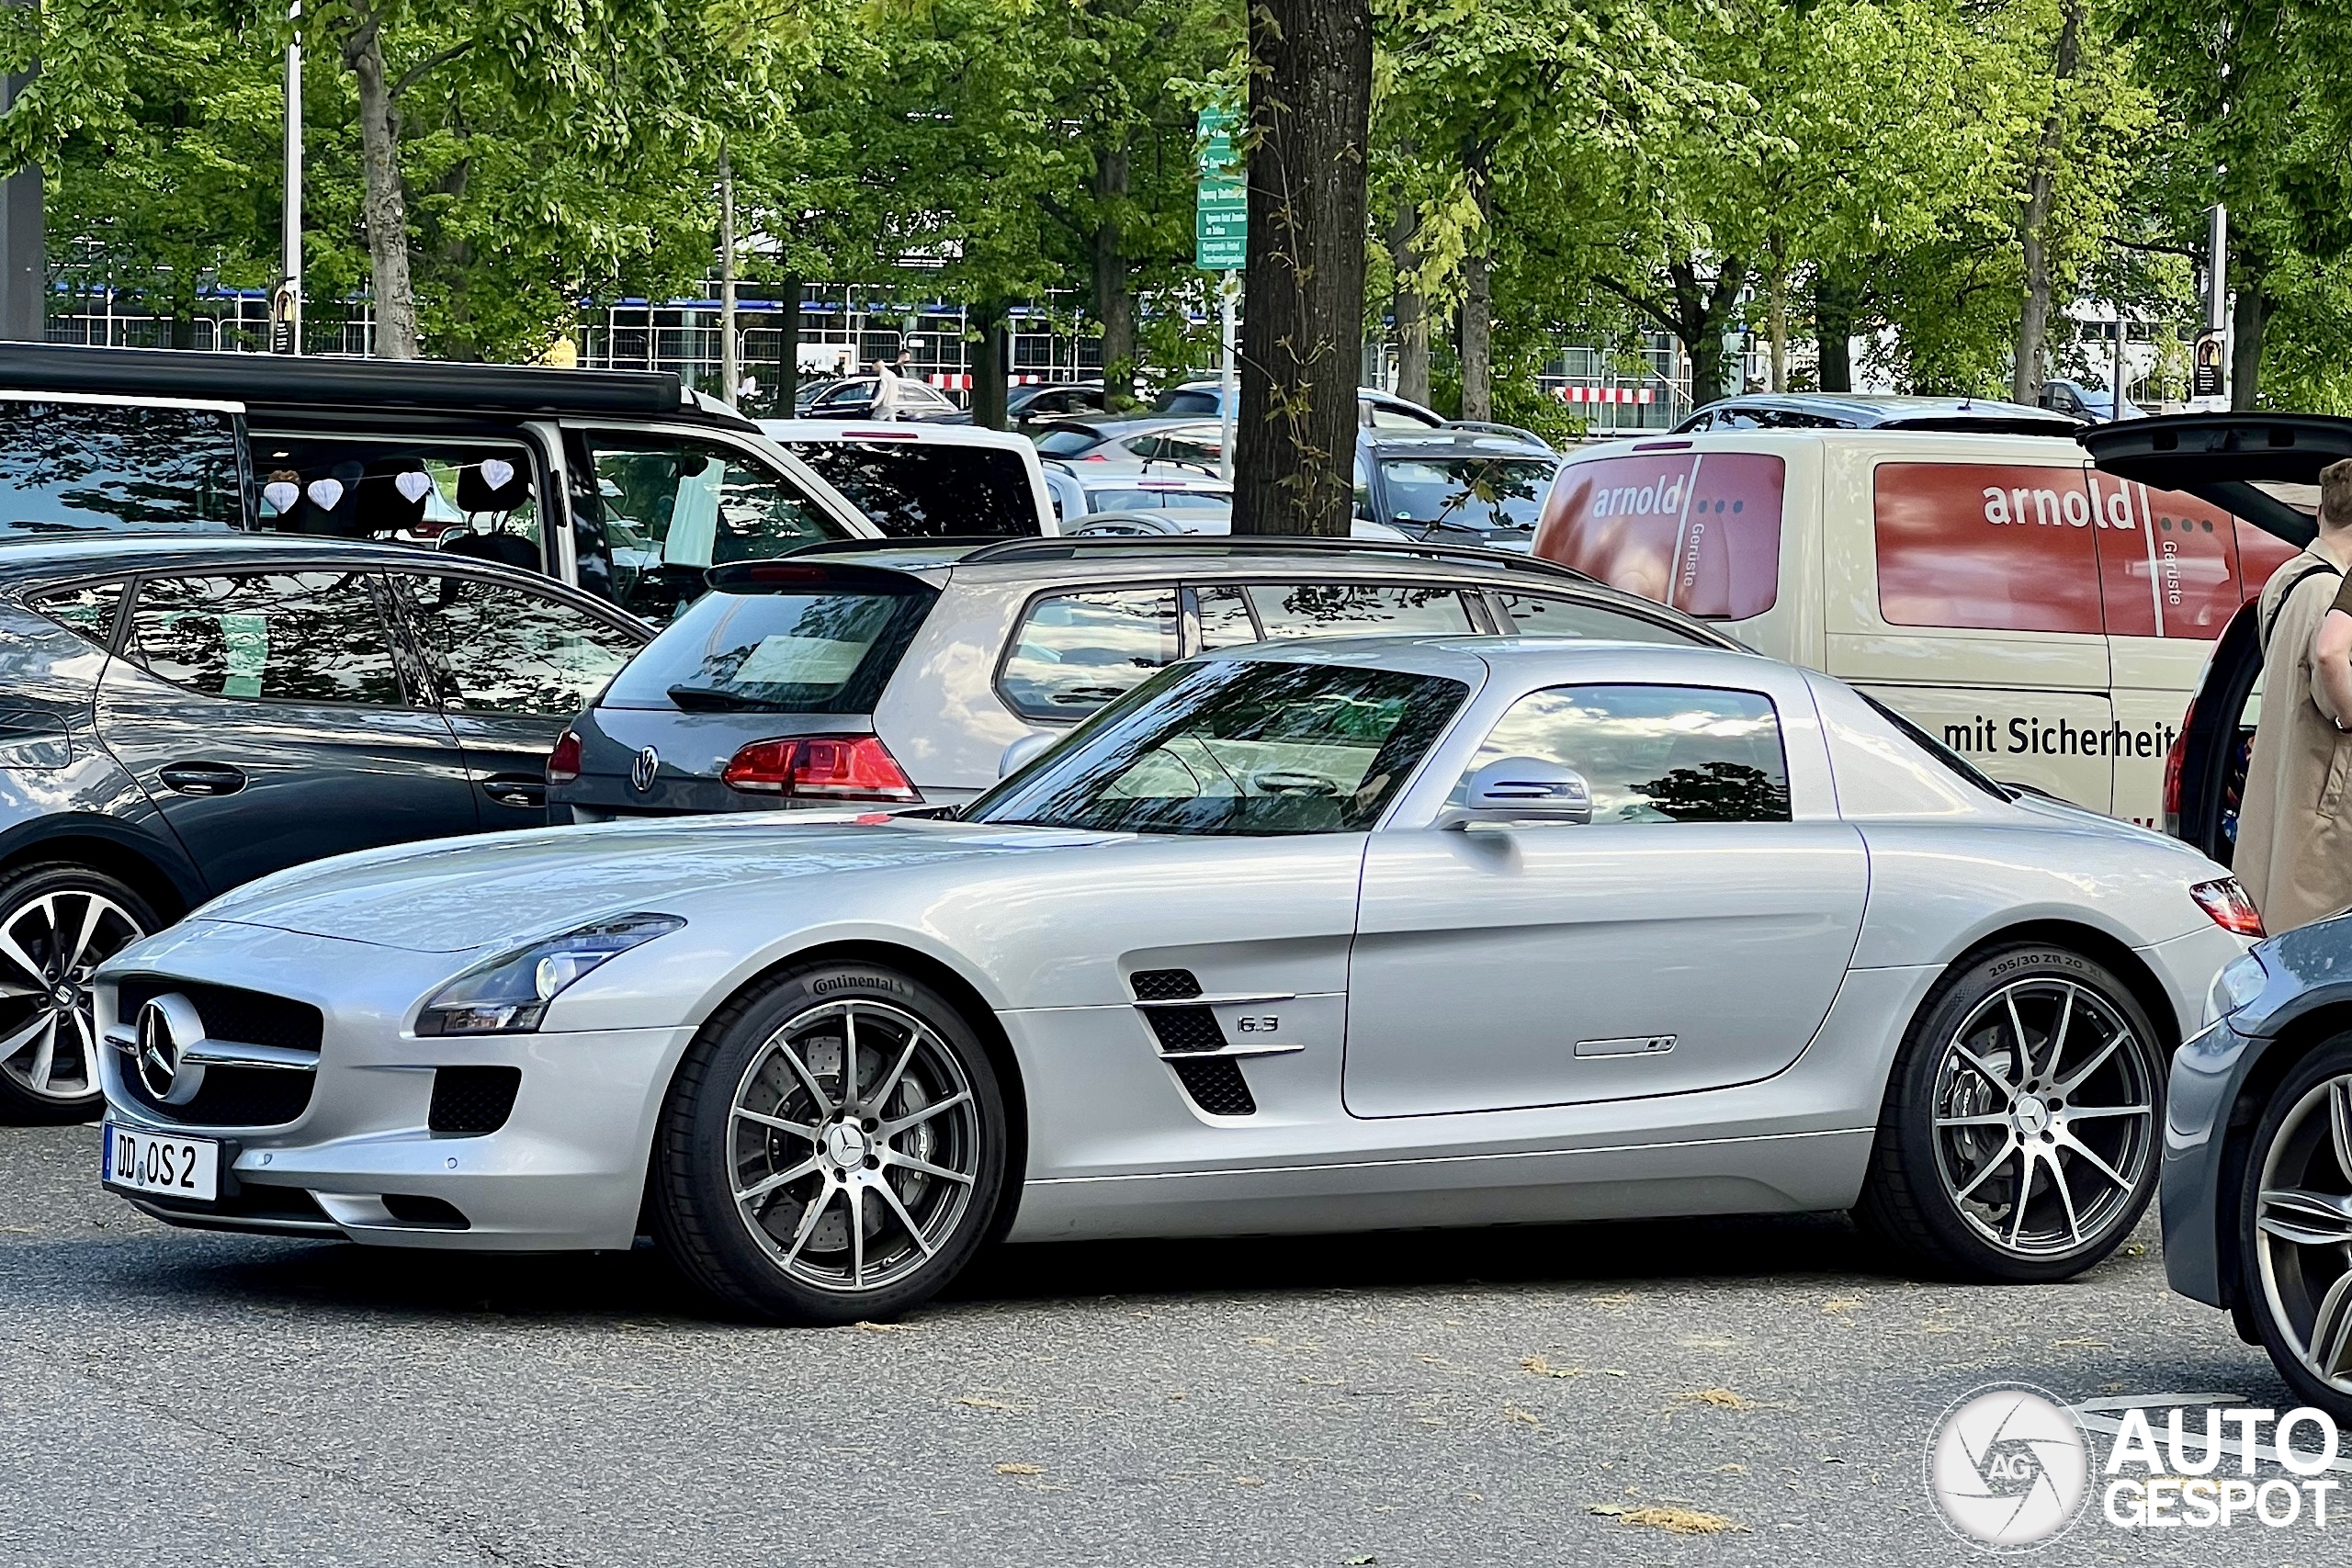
top-left (96, 637), bottom-right (2253, 1320)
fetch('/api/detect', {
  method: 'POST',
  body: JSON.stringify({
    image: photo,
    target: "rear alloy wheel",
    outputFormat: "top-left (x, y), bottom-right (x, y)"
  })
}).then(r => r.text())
top-left (1859, 946), bottom-right (2162, 1281)
top-left (653, 964), bottom-right (1007, 1322)
top-left (2238, 1039), bottom-right (2352, 1421)
top-left (0, 864), bottom-right (156, 1124)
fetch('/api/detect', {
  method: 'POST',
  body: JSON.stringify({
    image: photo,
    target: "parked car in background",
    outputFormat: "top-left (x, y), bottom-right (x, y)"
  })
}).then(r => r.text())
top-left (1357, 429), bottom-right (1561, 548)
top-left (1673, 393), bottom-right (2084, 436)
top-left (760, 420), bottom-right (1057, 538)
top-left (546, 536), bottom-right (1724, 821)
top-left (1154, 380), bottom-right (1446, 430)
top-left (2041, 379), bottom-right (2143, 423)
top-left (0, 344), bottom-right (881, 630)
top-left (0, 535), bottom-right (648, 1122)
top-left (1009, 380), bottom-right (1106, 432)
top-left (100, 636), bottom-right (2245, 1318)
top-left (1038, 468), bottom-right (1231, 524)
top-left (1531, 424), bottom-right (2297, 825)
top-left (2078, 413), bottom-right (2352, 863)
top-left (1031, 417), bottom-right (1227, 471)
top-left (795, 375), bottom-right (968, 423)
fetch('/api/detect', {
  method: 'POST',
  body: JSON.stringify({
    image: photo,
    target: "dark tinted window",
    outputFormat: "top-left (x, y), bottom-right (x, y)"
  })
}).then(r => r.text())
top-left (973, 660), bottom-right (1466, 836)
top-left (126, 572), bottom-right (404, 705)
top-left (250, 434), bottom-right (540, 563)
top-left (0, 401), bottom-right (243, 535)
top-left (1464, 684), bottom-right (1790, 823)
top-left (786, 441), bottom-right (1038, 537)
top-left (390, 574), bottom-right (643, 716)
top-left (29, 581), bottom-right (124, 649)
top-left (1156, 389), bottom-right (1220, 415)
top-left (602, 585), bottom-right (936, 715)
top-left (1000, 588), bottom-right (1179, 719)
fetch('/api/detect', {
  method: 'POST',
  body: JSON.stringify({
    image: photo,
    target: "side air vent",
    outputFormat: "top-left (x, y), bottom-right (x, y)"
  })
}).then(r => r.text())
top-left (1145, 1008), bottom-right (1227, 1054)
top-left (429, 1066), bottom-right (521, 1136)
top-left (1168, 1058), bottom-right (1256, 1117)
top-left (1129, 968), bottom-right (1203, 1001)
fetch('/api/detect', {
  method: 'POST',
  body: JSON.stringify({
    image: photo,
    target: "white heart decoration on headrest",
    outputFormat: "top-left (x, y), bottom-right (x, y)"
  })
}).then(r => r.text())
top-left (394, 470), bottom-right (433, 503)
top-left (479, 458), bottom-right (514, 491)
top-left (262, 480), bottom-right (300, 515)
top-left (306, 478), bottom-right (345, 510)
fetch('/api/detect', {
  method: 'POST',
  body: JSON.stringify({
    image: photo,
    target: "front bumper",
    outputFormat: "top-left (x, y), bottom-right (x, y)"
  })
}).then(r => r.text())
top-left (97, 919), bottom-right (696, 1252)
top-left (2161, 1012), bottom-right (2261, 1307)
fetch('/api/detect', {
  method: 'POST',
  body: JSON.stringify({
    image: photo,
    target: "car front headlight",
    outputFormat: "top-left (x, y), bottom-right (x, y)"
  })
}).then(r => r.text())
top-left (2209, 951), bottom-right (2267, 1025)
top-left (416, 912), bottom-right (685, 1036)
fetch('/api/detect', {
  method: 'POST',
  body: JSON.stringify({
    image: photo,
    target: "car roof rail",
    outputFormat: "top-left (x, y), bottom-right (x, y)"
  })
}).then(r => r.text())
top-left (952, 533), bottom-right (1598, 584)
top-left (782, 536), bottom-right (1003, 558)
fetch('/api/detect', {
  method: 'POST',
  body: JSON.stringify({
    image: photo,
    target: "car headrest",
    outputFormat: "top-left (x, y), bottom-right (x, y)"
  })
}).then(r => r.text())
top-left (356, 460), bottom-right (431, 535)
top-left (295, 460), bottom-right (366, 536)
top-left (456, 455), bottom-right (530, 513)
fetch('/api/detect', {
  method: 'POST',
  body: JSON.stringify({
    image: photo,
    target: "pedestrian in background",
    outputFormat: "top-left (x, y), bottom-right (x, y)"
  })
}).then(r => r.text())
top-left (2241, 457), bottom-right (2352, 930)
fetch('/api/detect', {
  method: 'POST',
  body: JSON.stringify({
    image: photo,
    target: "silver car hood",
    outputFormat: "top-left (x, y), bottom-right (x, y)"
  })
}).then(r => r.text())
top-left (193, 816), bottom-right (1127, 953)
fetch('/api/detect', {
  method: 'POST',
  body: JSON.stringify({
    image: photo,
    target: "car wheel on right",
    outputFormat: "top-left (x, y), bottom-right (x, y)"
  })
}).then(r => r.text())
top-left (2236, 1035), bottom-right (2352, 1420)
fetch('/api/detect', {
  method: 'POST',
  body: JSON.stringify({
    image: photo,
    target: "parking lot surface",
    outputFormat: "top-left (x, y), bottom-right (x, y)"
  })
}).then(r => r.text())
top-left (0, 1122), bottom-right (2301, 1567)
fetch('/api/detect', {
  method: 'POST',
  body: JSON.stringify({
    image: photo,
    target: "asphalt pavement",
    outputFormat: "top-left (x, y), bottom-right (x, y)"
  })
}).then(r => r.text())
top-left (0, 1121), bottom-right (2316, 1567)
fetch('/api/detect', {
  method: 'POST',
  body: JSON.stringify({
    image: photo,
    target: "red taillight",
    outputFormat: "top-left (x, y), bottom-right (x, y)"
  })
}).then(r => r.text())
top-left (721, 735), bottom-right (919, 803)
top-left (2191, 876), bottom-right (2266, 937)
top-left (2163, 699), bottom-right (2194, 823)
top-left (547, 730), bottom-right (582, 784)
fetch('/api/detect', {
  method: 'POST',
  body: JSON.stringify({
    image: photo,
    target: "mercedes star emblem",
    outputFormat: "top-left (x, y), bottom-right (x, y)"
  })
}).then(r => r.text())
top-left (133, 993), bottom-right (210, 1106)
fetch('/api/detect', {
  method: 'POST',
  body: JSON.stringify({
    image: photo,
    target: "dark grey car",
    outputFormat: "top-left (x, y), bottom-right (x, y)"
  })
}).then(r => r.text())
top-left (0, 536), bottom-right (647, 1122)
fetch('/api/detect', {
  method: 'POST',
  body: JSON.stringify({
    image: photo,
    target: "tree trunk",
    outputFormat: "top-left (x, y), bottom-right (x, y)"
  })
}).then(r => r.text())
top-left (718, 144), bottom-right (739, 406)
top-left (2230, 269), bottom-right (2267, 411)
top-left (1668, 258), bottom-right (1748, 406)
top-left (1234, 0), bottom-right (1373, 537)
top-left (1390, 197), bottom-right (1429, 405)
top-left (1457, 141), bottom-right (1494, 421)
top-left (777, 276), bottom-right (803, 416)
top-left (1766, 232), bottom-right (1787, 392)
top-left (1814, 265), bottom-right (1857, 392)
top-left (971, 301), bottom-right (1010, 430)
top-left (2010, 0), bottom-right (2084, 406)
top-left (345, 14), bottom-right (420, 359)
top-left (1091, 142), bottom-right (1136, 411)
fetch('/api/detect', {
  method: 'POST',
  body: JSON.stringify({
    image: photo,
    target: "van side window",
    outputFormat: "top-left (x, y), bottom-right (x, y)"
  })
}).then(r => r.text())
top-left (1873, 462), bottom-right (2104, 634)
top-left (0, 401), bottom-right (243, 535)
top-left (1533, 452), bottom-right (1784, 619)
top-left (1461, 683), bottom-right (1792, 823)
top-left (783, 440), bottom-right (1037, 538)
top-left (249, 435), bottom-right (542, 574)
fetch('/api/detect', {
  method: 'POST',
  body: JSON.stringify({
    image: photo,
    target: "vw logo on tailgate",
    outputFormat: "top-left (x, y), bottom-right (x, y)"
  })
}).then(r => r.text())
top-left (630, 745), bottom-right (660, 794)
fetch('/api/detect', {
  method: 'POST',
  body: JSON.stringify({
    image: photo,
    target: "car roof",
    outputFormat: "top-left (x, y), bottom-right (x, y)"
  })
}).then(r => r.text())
top-left (1208, 631), bottom-right (1768, 683)
top-left (1681, 392), bottom-right (2080, 433)
top-left (760, 418), bottom-right (1033, 453)
top-left (1361, 429), bottom-right (1559, 459)
top-left (0, 532), bottom-right (569, 582)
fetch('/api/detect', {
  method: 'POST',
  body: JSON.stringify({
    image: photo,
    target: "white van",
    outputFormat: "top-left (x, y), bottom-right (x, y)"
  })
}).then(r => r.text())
top-left (1531, 429), bottom-right (2296, 826)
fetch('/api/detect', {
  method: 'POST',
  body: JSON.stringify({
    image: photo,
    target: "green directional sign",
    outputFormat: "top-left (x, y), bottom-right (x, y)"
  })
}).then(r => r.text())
top-left (1195, 104), bottom-right (1245, 272)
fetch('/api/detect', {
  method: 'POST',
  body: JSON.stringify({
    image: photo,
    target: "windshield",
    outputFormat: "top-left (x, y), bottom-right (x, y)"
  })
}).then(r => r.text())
top-left (601, 584), bottom-right (936, 713)
top-left (967, 659), bottom-right (1467, 836)
top-left (1379, 457), bottom-right (1555, 531)
top-left (783, 441), bottom-right (1036, 538)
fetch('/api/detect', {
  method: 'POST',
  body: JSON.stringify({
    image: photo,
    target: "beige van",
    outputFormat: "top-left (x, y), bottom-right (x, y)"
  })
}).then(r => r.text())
top-left (1531, 429), bottom-right (2295, 826)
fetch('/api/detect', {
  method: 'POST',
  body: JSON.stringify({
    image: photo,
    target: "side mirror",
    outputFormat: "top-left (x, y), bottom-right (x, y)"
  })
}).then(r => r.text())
top-left (1439, 756), bottom-right (1594, 829)
top-left (1000, 731), bottom-right (1057, 780)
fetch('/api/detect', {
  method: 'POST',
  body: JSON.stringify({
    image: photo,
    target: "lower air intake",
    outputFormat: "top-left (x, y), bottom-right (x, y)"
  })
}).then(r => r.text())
top-left (428, 1066), bottom-right (521, 1136)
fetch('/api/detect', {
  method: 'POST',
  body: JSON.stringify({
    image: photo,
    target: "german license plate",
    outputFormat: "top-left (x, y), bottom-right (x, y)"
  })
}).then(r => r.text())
top-left (101, 1122), bottom-right (219, 1202)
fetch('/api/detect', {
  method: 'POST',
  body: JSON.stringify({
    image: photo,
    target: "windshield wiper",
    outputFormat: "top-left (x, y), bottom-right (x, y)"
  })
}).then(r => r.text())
top-left (666, 684), bottom-right (791, 712)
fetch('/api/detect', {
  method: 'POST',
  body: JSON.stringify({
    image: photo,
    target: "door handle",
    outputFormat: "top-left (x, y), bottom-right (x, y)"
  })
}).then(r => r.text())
top-left (157, 762), bottom-right (247, 797)
top-left (482, 773), bottom-right (548, 808)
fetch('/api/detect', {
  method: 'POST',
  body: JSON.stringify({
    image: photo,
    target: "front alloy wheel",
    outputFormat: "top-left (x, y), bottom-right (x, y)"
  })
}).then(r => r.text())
top-left (654, 964), bottom-right (1007, 1322)
top-left (2241, 1040), bottom-right (2352, 1419)
top-left (0, 864), bottom-right (155, 1123)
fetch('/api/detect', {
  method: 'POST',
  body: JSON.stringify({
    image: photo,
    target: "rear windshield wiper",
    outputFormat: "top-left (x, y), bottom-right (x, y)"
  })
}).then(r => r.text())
top-left (666, 684), bottom-right (789, 712)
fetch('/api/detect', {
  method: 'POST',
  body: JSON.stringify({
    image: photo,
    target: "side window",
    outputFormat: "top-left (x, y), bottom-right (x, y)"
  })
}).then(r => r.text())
top-left (999, 588), bottom-right (1179, 720)
top-left (1535, 451), bottom-right (1784, 619)
top-left (1245, 582), bottom-right (1476, 639)
top-left (251, 436), bottom-right (540, 573)
top-left (390, 574), bottom-right (642, 716)
top-left (1464, 683), bottom-right (1791, 824)
top-left (783, 441), bottom-right (1039, 538)
top-left (584, 436), bottom-right (842, 621)
top-left (0, 400), bottom-right (243, 535)
top-left (1493, 592), bottom-right (1703, 645)
top-left (124, 573), bottom-right (406, 705)
top-left (29, 581), bottom-right (125, 649)
top-left (1872, 462), bottom-right (2103, 634)
top-left (1194, 584), bottom-right (1260, 650)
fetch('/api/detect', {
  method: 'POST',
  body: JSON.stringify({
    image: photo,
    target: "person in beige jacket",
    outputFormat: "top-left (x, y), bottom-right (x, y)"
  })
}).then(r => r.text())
top-left (2242, 457), bottom-right (2352, 930)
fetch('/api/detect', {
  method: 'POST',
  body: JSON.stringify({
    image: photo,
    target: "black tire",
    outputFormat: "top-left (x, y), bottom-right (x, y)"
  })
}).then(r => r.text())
top-left (1856, 943), bottom-right (2164, 1282)
top-left (0, 862), bottom-right (159, 1125)
top-left (2233, 1036), bottom-right (2352, 1422)
top-left (651, 961), bottom-right (1009, 1324)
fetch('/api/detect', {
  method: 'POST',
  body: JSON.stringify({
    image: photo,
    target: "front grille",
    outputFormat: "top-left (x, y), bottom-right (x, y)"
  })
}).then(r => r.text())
top-left (428, 1066), bottom-right (520, 1136)
top-left (1169, 1057), bottom-right (1256, 1116)
top-left (1130, 968), bottom-right (1203, 1001)
top-left (115, 979), bottom-right (323, 1054)
top-left (1146, 1007), bottom-right (1226, 1054)
top-left (116, 1062), bottom-right (316, 1127)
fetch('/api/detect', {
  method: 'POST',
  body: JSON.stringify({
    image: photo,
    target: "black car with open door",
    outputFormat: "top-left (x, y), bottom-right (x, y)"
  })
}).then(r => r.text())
top-left (2081, 414), bottom-right (2352, 864)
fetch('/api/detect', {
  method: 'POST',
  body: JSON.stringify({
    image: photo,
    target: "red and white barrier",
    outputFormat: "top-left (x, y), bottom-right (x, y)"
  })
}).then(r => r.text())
top-left (1558, 385), bottom-right (1656, 405)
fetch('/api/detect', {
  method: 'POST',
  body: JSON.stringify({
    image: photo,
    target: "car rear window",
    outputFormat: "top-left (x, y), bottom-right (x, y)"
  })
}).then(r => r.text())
top-left (0, 400), bottom-right (244, 535)
top-left (1156, 389), bottom-right (1220, 415)
top-left (1377, 457), bottom-right (1556, 531)
top-left (782, 441), bottom-right (1039, 538)
top-left (1034, 428), bottom-right (1102, 457)
top-left (601, 583), bottom-right (937, 714)
top-left (1532, 451), bottom-right (1785, 619)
